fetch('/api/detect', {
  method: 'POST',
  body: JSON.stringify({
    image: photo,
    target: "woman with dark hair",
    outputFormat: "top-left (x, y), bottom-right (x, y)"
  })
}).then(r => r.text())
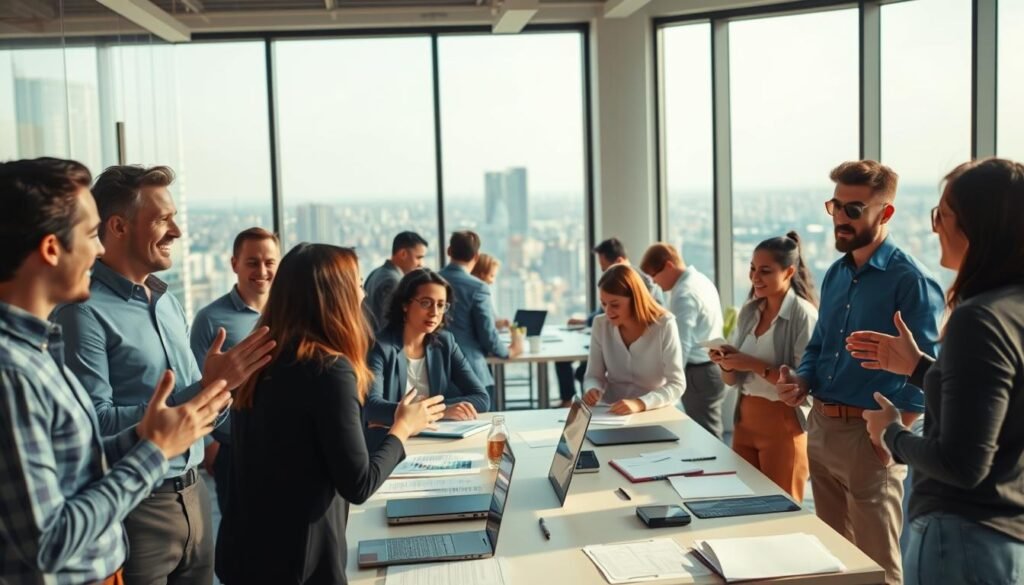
top-left (709, 231), bottom-right (818, 501)
top-left (581, 264), bottom-right (685, 414)
top-left (365, 268), bottom-right (489, 427)
top-left (850, 158), bottom-right (1024, 585)
top-left (217, 244), bottom-right (446, 584)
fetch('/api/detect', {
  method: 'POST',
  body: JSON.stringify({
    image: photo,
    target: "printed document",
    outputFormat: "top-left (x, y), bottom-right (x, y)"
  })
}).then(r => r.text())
top-left (583, 538), bottom-right (711, 584)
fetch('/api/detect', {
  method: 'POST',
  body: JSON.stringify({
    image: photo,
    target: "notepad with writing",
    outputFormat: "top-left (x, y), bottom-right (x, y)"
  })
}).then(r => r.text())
top-left (609, 454), bottom-right (704, 483)
top-left (692, 533), bottom-right (846, 582)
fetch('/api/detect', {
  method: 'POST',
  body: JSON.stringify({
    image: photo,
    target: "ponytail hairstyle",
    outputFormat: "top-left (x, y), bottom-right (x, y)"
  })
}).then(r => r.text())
top-left (749, 231), bottom-right (818, 307)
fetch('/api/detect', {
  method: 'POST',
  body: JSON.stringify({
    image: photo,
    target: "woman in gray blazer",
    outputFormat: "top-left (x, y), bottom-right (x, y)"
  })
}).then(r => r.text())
top-left (365, 268), bottom-right (490, 427)
top-left (709, 232), bottom-right (818, 501)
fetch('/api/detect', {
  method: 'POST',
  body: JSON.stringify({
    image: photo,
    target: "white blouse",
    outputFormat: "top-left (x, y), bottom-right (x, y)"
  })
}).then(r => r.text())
top-left (737, 321), bottom-right (781, 400)
top-left (582, 312), bottom-right (686, 410)
top-left (406, 356), bottom-right (430, 398)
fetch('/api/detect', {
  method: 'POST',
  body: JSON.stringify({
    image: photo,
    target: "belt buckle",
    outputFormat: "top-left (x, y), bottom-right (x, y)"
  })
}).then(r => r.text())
top-left (174, 476), bottom-right (185, 491)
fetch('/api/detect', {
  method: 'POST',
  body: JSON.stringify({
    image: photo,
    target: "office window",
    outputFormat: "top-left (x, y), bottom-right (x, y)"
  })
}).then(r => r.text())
top-left (274, 36), bottom-right (439, 277)
top-left (728, 9), bottom-right (859, 307)
top-left (105, 41), bottom-right (273, 317)
top-left (660, 23), bottom-right (715, 283)
top-left (438, 32), bottom-right (588, 323)
top-left (999, 0), bottom-right (1024, 161)
top-left (881, 0), bottom-right (970, 290)
top-left (0, 46), bottom-right (101, 171)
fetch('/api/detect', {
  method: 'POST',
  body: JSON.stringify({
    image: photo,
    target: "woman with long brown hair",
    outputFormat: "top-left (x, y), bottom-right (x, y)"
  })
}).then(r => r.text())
top-left (217, 244), bottom-right (445, 585)
top-left (851, 158), bottom-right (1024, 585)
top-left (581, 264), bottom-right (685, 414)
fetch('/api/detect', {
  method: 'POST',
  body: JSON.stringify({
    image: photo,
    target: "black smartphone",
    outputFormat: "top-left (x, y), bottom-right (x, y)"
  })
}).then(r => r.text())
top-left (636, 505), bottom-right (692, 528)
top-left (574, 450), bottom-right (600, 473)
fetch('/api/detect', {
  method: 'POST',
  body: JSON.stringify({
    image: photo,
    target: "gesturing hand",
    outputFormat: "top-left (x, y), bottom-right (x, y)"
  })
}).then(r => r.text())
top-left (390, 392), bottom-right (446, 442)
top-left (862, 392), bottom-right (901, 465)
top-left (138, 371), bottom-right (231, 460)
top-left (203, 326), bottom-right (276, 390)
top-left (775, 365), bottom-right (809, 407)
top-left (846, 311), bottom-right (923, 377)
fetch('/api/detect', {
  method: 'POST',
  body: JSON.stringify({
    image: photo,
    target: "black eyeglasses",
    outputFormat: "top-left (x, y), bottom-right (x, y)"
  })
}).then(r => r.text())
top-left (825, 199), bottom-right (884, 220)
top-left (411, 298), bottom-right (450, 313)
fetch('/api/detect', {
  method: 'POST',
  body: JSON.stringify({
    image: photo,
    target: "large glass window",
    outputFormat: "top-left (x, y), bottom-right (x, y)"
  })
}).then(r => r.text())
top-left (438, 32), bottom-right (588, 324)
top-left (999, 0), bottom-right (1024, 161)
top-left (881, 0), bottom-right (970, 291)
top-left (274, 36), bottom-right (439, 275)
top-left (728, 9), bottom-right (859, 307)
top-left (660, 23), bottom-right (715, 282)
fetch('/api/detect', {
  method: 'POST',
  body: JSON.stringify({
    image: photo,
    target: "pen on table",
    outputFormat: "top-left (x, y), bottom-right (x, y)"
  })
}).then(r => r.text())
top-left (680, 456), bottom-right (717, 462)
top-left (615, 487), bottom-right (632, 500)
top-left (539, 517), bottom-right (551, 540)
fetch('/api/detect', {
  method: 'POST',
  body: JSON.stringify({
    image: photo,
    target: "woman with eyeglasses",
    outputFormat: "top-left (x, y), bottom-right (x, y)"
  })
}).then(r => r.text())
top-left (217, 244), bottom-right (445, 584)
top-left (365, 268), bottom-right (490, 428)
top-left (849, 158), bottom-right (1024, 585)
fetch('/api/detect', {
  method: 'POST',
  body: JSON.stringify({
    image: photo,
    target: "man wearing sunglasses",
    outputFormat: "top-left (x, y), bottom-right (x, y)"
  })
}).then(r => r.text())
top-left (776, 160), bottom-right (944, 585)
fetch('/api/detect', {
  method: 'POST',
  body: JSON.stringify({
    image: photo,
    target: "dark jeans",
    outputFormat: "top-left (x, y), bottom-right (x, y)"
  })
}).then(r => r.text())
top-left (555, 361), bottom-right (586, 401)
top-left (904, 512), bottom-right (1024, 585)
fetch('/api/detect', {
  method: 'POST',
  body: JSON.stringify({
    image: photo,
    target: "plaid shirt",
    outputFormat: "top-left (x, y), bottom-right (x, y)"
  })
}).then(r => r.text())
top-left (0, 301), bottom-right (168, 585)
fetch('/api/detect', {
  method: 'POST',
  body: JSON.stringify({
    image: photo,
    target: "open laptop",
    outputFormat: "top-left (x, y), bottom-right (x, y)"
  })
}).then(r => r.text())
top-left (358, 442), bottom-right (516, 568)
top-left (512, 309), bottom-right (547, 336)
top-left (547, 400), bottom-right (594, 506)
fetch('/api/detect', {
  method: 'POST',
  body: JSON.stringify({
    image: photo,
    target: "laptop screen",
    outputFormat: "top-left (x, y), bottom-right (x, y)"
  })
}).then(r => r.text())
top-left (484, 442), bottom-right (516, 550)
top-left (547, 400), bottom-right (593, 506)
top-left (512, 310), bottom-right (547, 337)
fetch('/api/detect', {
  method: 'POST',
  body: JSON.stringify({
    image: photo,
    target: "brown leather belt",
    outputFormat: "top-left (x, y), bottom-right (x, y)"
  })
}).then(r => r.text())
top-left (813, 401), bottom-right (866, 420)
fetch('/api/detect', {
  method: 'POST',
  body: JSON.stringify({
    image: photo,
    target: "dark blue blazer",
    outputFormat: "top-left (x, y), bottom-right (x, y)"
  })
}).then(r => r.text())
top-left (438, 263), bottom-right (508, 387)
top-left (365, 327), bottom-right (489, 425)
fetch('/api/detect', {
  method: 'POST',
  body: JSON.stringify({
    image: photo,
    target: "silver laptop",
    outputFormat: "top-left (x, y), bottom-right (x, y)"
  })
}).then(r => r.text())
top-left (357, 442), bottom-right (516, 568)
top-left (547, 400), bottom-right (593, 506)
top-left (385, 492), bottom-right (492, 525)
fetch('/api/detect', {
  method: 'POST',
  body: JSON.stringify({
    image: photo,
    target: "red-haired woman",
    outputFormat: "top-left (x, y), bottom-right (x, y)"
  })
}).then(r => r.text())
top-left (582, 264), bottom-right (686, 415)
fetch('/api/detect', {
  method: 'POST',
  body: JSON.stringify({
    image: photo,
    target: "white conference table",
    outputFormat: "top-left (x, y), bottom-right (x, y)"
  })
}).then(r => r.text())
top-left (348, 407), bottom-right (884, 584)
top-left (488, 326), bottom-right (591, 410)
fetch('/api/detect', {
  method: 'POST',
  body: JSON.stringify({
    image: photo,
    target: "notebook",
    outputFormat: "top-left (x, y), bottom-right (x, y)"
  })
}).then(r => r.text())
top-left (417, 420), bottom-right (491, 439)
top-left (609, 453), bottom-right (704, 483)
top-left (692, 533), bottom-right (846, 582)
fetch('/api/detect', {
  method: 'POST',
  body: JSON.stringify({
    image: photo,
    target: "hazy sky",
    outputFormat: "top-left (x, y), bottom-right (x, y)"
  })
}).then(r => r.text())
top-left (2, 0), bottom-right (1022, 209)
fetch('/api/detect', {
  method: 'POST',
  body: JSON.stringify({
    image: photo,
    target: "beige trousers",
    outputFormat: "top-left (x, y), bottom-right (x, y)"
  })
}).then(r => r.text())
top-left (808, 407), bottom-right (908, 585)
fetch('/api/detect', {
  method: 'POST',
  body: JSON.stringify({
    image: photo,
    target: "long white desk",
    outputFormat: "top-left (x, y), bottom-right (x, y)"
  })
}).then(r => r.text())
top-left (488, 327), bottom-right (590, 410)
top-left (348, 407), bottom-right (884, 584)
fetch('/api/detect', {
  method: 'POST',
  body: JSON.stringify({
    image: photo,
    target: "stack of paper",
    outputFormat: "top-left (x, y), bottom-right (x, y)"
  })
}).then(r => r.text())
top-left (693, 533), bottom-right (846, 582)
top-left (375, 476), bottom-right (491, 498)
top-left (418, 420), bottom-right (491, 439)
top-left (609, 453), bottom-right (703, 483)
top-left (589, 405), bottom-right (634, 426)
top-left (582, 538), bottom-right (711, 584)
top-left (391, 453), bottom-right (485, 478)
top-left (517, 428), bottom-right (563, 448)
top-left (385, 558), bottom-right (509, 585)
top-left (668, 474), bottom-right (753, 500)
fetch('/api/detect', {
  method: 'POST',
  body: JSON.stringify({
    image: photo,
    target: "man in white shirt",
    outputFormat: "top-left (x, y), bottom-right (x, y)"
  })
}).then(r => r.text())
top-left (641, 243), bottom-right (727, 439)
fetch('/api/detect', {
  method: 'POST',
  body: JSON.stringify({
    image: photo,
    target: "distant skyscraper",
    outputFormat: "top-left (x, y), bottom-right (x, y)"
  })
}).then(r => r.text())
top-left (504, 167), bottom-right (528, 236)
top-left (485, 171), bottom-right (505, 226)
top-left (295, 203), bottom-right (334, 244)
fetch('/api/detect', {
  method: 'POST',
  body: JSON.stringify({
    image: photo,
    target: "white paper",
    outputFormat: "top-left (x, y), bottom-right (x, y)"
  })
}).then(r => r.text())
top-left (668, 474), bottom-right (754, 500)
top-left (385, 557), bottom-right (509, 585)
top-left (612, 454), bottom-right (701, 481)
top-left (375, 476), bottom-right (491, 498)
top-left (517, 428), bottom-right (563, 448)
top-left (582, 538), bottom-right (711, 584)
top-left (693, 533), bottom-right (845, 582)
top-left (418, 420), bottom-right (491, 438)
top-left (589, 405), bottom-right (634, 426)
top-left (698, 337), bottom-right (728, 350)
top-left (391, 452), bottom-right (486, 478)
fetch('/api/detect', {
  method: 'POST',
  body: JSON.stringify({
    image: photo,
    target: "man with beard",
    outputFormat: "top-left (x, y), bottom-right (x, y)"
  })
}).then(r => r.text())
top-left (54, 165), bottom-right (275, 585)
top-left (776, 160), bottom-right (944, 585)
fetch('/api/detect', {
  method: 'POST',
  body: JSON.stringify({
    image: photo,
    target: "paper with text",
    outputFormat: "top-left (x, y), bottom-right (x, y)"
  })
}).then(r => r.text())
top-left (582, 538), bottom-right (711, 584)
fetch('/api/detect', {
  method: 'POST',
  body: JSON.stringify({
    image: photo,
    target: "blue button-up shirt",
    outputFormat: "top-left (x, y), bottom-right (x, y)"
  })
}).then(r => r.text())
top-left (190, 286), bottom-right (260, 444)
top-left (54, 261), bottom-right (209, 479)
top-left (797, 236), bottom-right (945, 412)
top-left (0, 301), bottom-right (168, 585)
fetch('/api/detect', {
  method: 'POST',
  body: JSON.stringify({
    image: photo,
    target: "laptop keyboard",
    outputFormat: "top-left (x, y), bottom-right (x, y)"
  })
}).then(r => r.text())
top-left (387, 535), bottom-right (457, 560)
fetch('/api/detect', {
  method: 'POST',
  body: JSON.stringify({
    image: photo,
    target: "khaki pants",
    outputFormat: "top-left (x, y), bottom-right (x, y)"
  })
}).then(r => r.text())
top-left (123, 472), bottom-right (214, 585)
top-left (808, 407), bottom-right (907, 585)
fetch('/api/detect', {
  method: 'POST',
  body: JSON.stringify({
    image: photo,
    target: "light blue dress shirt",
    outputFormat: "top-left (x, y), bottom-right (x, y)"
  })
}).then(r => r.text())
top-left (190, 286), bottom-right (260, 444)
top-left (796, 236), bottom-right (945, 412)
top-left (54, 261), bottom-right (210, 479)
top-left (666, 266), bottom-right (724, 366)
